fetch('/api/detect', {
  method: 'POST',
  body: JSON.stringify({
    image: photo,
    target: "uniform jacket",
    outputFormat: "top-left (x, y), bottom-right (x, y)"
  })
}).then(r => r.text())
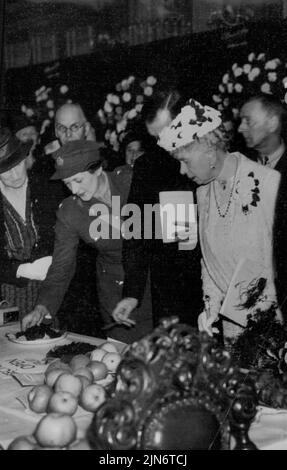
top-left (36, 169), bottom-right (130, 317)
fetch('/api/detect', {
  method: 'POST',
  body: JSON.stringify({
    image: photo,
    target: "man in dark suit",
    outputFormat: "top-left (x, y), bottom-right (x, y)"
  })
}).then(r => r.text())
top-left (238, 93), bottom-right (287, 173)
top-left (112, 91), bottom-right (203, 328)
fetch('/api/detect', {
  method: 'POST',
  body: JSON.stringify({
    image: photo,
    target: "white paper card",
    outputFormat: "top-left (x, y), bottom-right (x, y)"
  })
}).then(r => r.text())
top-left (159, 191), bottom-right (197, 248)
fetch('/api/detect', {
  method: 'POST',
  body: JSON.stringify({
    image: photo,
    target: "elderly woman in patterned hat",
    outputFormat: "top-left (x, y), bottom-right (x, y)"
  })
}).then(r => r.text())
top-left (0, 128), bottom-right (60, 319)
top-left (157, 99), bottom-right (282, 341)
top-left (22, 140), bottom-right (152, 343)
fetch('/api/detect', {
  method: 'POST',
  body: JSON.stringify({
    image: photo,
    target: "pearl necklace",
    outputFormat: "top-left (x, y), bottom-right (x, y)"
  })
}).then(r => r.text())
top-left (213, 174), bottom-right (237, 218)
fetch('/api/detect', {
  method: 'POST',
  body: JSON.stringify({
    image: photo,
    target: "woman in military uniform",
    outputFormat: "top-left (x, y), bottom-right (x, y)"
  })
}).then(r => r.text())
top-left (22, 140), bottom-right (152, 343)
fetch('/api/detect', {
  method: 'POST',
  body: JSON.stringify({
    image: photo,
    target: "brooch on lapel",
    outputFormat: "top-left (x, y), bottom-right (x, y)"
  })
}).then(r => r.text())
top-left (241, 172), bottom-right (261, 215)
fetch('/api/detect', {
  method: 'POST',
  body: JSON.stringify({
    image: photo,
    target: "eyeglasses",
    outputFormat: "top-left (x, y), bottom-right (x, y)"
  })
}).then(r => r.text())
top-left (55, 121), bottom-right (86, 135)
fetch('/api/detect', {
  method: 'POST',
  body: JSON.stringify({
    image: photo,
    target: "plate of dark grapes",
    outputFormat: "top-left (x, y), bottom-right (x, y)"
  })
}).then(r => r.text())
top-left (6, 324), bottom-right (67, 345)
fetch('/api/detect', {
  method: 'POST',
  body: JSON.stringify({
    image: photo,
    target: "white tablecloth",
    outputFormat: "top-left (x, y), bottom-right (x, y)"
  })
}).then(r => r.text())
top-left (1, 322), bottom-right (287, 450)
top-left (0, 322), bottom-right (121, 448)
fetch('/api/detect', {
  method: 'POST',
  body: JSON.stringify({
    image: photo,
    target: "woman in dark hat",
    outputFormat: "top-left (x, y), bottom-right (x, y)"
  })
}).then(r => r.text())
top-left (0, 128), bottom-right (60, 319)
top-left (22, 140), bottom-right (152, 343)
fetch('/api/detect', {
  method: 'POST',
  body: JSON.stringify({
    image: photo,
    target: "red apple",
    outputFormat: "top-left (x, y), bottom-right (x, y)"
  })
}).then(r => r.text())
top-left (54, 373), bottom-right (82, 398)
top-left (100, 341), bottom-right (118, 353)
top-left (47, 391), bottom-right (78, 416)
top-left (102, 352), bottom-right (122, 373)
top-left (8, 435), bottom-right (37, 450)
top-left (74, 367), bottom-right (94, 383)
top-left (79, 383), bottom-right (106, 412)
top-left (28, 384), bottom-right (53, 414)
top-left (87, 361), bottom-right (108, 381)
top-left (34, 412), bottom-right (77, 448)
top-left (45, 368), bottom-right (67, 389)
top-left (69, 354), bottom-right (90, 372)
top-left (78, 375), bottom-right (91, 390)
top-left (90, 348), bottom-right (107, 362)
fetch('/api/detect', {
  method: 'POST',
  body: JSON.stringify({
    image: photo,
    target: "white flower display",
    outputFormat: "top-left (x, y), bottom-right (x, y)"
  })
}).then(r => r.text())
top-left (20, 78), bottom-right (70, 144)
top-left (214, 51), bottom-right (287, 121)
top-left (144, 86), bottom-right (153, 96)
top-left (127, 76), bottom-right (135, 85)
top-left (268, 72), bottom-right (277, 82)
top-left (261, 82), bottom-right (271, 93)
top-left (107, 94), bottom-right (114, 104)
top-left (25, 108), bottom-right (34, 117)
top-left (243, 64), bottom-right (251, 74)
top-left (104, 101), bottom-right (113, 113)
top-left (222, 73), bottom-right (229, 84)
top-left (40, 119), bottom-right (51, 135)
top-left (116, 120), bottom-right (127, 133)
top-left (46, 99), bottom-right (54, 109)
top-left (234, 83), bottom-right (243, 93)
top-left (227, 83), bottom-right (233, 93)
top-left (121, 79), bottom-right (130, 91)
top-left (234, 67), bottom-right (243, 78)
top-left (265, 59), bottom-right (281, 70)
top-left (146, 76), bottom-right (157, 86)
top-left (98, 73), bottom-right (159, 151)
top-left (123, 92), bottom-right (132, 102)
top-left (128, 109), bottom-right (137, 119)
top-left (248, 67), bottom-right (261, 82)
top-left (112, 95), bottom-right (120, 105)
top-left (60, 85), bottom-right (69, 94)
top-left (212, 94), bottom-right (222, 103)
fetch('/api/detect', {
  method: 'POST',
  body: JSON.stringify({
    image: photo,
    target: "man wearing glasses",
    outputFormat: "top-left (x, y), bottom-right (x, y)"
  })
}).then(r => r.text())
top-left (55, 103), bottom-right (95, 146)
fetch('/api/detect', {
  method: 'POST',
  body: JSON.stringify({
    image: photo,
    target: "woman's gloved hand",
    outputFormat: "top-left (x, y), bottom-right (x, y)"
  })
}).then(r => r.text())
top-left (17, 256), bottom-right (52, 281)
top-left (22, 304), bottom-right (51, 330)
top-left (198, 310), bottom-right (219, 337)
top-left (172, 222), bottom-right (198, 249)
top-left (112, 297), bottom-right (138, 327)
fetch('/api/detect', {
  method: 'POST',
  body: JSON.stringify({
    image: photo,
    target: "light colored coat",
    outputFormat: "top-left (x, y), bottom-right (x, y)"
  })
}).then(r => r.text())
top-left (197, 152), bottom-right (281, 338)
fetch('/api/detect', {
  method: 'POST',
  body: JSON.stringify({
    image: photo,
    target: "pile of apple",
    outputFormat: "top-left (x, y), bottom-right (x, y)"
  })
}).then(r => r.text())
top-left (6, 341), bottom-right (122, 450)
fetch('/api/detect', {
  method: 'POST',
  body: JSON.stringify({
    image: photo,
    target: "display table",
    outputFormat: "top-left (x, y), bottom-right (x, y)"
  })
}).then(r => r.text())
top-left (1, 323), bottom-right (287, 450)
top-left (0, 322), bottom-right (122, 449)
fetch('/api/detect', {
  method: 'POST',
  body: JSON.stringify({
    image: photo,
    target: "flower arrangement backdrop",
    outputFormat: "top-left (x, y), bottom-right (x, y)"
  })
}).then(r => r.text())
top-left (97, 74), bottom-right (158, 152)
top-left (212, 52), bottom-right (287, 120)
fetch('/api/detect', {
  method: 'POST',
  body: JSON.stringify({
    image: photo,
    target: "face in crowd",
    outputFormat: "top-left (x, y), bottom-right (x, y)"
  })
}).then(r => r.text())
top-left (0, 159), bottom-right (28, 190)
top-left (173, 137), bottom-right (218, 186)
top-left (125, 140), bottom-right (143, 166)
top-left (63, 167), bottom-right (102, 202)
top-left (238, 100), bottom-right (276, 150)
top-left (55, 104), bottom-right (90, 145)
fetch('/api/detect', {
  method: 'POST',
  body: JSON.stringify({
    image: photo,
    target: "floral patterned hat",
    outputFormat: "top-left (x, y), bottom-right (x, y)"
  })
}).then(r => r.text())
top-left (157, 98), bottom-right (222, 153)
